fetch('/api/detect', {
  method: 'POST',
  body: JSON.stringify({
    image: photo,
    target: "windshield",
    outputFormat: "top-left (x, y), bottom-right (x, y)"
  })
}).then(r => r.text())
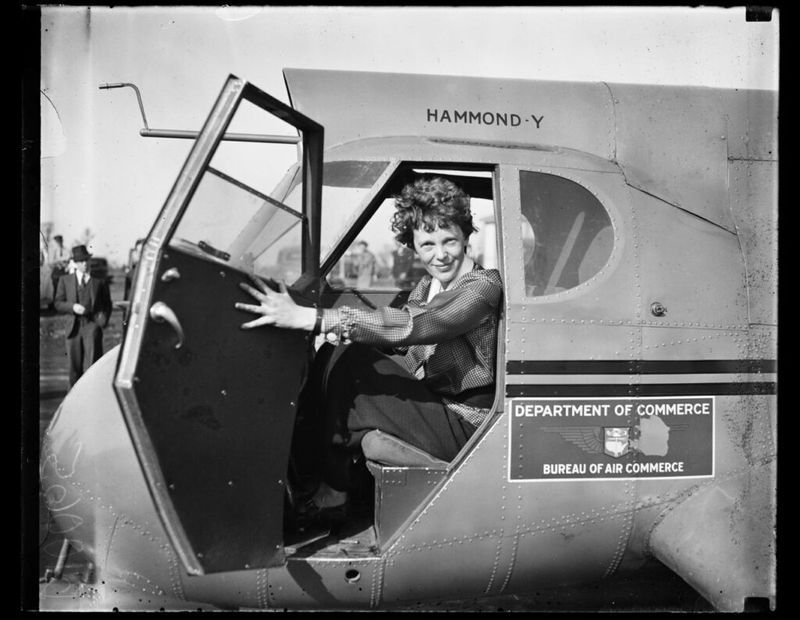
top-left (283, 160), bottom-right (391, 262)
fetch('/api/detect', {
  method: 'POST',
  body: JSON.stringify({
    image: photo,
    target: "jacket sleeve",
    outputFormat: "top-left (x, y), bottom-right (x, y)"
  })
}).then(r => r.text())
top-left (321, 271), bottom-right (502, 348)
top-left (53, 276), bottom-right (73, 314)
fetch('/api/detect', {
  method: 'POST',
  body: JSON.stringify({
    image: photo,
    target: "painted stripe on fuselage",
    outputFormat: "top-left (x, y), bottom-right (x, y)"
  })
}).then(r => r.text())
top-left (504, 372), bottom-right (776, 385)
top-left (505, 382), bottom-right (776, 397)
top-left (506, 359), bottom-right (776, 375)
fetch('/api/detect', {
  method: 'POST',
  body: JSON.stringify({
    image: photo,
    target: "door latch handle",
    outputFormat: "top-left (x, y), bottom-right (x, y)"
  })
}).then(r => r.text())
top-left (161, 267), bottom-right (181, 282)
top-left (149, 301), bottom-right (185, 349)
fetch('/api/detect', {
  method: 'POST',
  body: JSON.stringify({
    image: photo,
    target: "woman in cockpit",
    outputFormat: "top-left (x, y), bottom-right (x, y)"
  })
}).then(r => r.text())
top-left (236, 176), bottom-right (502, 524)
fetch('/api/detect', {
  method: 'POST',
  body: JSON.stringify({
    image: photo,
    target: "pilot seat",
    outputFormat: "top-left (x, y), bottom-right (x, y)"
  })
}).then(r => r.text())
top-left (360, 430), bottom-right (448, 547)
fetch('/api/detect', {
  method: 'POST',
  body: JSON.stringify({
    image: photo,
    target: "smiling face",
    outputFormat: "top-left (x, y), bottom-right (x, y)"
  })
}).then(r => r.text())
top-left (412, 224), bottom-right (470, 288)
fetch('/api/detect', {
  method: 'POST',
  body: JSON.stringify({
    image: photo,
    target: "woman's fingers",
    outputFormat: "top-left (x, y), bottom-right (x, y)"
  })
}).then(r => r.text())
top-left (247, 272), bottom-right (269, 294)
top-left (235, 298), bottom-right (276, 328)
top-left (234, 302), bottom-right (264, 314)
top-left (236, 276), bottom-right (295, 330)
top-left (240, 315), bottom-right (276, 330)
top-left (239, 281), bottom-right (268, 300)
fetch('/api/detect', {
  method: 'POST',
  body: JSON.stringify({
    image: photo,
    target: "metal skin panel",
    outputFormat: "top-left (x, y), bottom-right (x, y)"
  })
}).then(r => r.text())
top-left (648, 459), bottom-right (776, 611)
top-left (265, 559), bottom-right (380, 609)
top-left (635, 189), bottom-right (748, 330)
top-left (630, 394), bottom-right (775, 511)
top-left (179, 569), bottom-right (268, 610)
top-left (640, 327), bottom-right (749, 362)
top-left (503, 509), bottom-right (635, 593)
top-left (40, 349), bottom-right (192, 610)
top-left (638, 391), bottom-right (774, 611)
top-left (747, 325), bottom-right (777, 360)
top-left (386, 419), bottom-right (510, 547)
top-left (717, 393), bottom-right (776, 469)
top-left (372, 467), bottom-right (447, 548)
top-left (608, 83), bottom-right (734, 231)
top-left (39, 579), bottom-right (215, 612)
top-left (384, 538), bottom-right (502, 604)
top-left (380, 414), bottom-right (633, 604)
top-left (724, 89), bottom-right (778, 162)
top-left (624, 393), bottom-right (776, 573)
top-left (381, 419), bottom-right (517, 603)
top-left (506, 322), bottom-right (639, 363)
top-left (728, 160), bottom-right (778, 326)
top-left (284, 69), bottom-right (616, 159)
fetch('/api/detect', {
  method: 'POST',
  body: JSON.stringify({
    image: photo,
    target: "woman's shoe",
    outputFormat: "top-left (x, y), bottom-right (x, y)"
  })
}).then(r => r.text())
top-left (294, 496), bottom-right (349, 528)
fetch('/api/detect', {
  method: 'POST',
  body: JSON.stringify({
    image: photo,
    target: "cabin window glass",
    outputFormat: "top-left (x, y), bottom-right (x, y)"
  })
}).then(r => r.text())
top-left (326, 196), bottom-right (408, 290)
top-left (519, 171), bottom-right (613, 296)
top-left (327, 169), bottom-right (497, 292)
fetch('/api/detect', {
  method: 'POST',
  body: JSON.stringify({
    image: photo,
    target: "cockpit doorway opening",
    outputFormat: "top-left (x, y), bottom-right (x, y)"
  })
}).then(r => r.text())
top-left (283, 162), bottom-right (501, 557)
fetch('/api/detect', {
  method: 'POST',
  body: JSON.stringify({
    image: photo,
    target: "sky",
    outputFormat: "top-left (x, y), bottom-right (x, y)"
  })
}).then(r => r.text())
top-left (37, 5), bottom-right (779, 266)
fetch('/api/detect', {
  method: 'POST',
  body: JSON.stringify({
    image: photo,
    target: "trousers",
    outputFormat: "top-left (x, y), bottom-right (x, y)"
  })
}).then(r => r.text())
top-left (67, 320), bottom-right (104, 387)
top-left (292, 343), bottom-right (476, 491)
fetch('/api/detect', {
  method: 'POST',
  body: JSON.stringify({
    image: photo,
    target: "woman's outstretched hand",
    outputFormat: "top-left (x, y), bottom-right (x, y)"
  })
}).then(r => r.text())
top-left (235, 275), bottom-right (316, 331)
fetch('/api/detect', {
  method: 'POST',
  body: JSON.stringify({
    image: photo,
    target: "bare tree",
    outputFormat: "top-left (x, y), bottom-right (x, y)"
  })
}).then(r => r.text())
top-left (75, 227), bottom-right (95, 248)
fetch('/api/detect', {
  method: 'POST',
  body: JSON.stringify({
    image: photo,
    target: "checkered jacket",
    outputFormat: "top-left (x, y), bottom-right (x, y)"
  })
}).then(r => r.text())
top-left (321, 265), bottom-right (503, 426)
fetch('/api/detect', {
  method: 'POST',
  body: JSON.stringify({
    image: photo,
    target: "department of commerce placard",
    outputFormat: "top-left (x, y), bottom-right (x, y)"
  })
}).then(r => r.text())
top-left (508, 397), bottom-right (714, 481)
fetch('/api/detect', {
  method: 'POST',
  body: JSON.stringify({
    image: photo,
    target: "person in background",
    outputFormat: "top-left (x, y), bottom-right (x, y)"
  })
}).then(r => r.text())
top-left (54, 245), bottom-right (113, 387)
top-left (353, 239), bottom-right (376, 288)
top-left (391, 241), bottom-right (416, 289)
top-left (40, 232), bottom-right (54, 307)
top-left (236, 176), bottom-right (502, 524)
top-left (48, 234), bottom-right (70, 299)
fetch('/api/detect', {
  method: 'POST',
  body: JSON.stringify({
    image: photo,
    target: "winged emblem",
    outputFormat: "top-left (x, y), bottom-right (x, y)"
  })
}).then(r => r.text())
top-left (544, 419), bottom-right (688, 458)
top-left (543, 426), bottom-right (604, 454)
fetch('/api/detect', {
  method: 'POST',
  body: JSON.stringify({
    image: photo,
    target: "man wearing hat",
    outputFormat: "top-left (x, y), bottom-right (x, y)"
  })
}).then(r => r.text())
top-left (54, 245), bottom-right (113, 387)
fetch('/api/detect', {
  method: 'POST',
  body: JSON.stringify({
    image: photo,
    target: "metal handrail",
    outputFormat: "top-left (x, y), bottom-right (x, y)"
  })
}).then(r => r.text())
top-left (98, 81), bottom-right (301, 144)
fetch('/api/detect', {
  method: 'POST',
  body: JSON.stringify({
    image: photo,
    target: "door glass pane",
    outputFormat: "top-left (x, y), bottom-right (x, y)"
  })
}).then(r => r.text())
top-left (169, 98), bottom-right (305, 284)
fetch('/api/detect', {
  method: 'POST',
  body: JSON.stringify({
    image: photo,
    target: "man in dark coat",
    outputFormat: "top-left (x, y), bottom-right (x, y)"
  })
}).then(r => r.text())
top-left (54, 245), bottom-right (113, 387)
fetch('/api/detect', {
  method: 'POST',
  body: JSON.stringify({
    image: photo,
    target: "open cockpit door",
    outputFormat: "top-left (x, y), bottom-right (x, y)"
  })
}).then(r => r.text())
top-left (114, 75), bottom-right (323, 575)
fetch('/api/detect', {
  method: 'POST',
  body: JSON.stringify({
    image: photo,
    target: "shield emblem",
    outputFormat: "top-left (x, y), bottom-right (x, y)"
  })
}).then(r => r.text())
top-left (604, 427), bottom-right (630, 458)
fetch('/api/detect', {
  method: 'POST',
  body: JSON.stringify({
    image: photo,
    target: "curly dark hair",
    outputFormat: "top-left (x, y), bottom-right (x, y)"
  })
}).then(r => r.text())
top-left (391, 176), bottom-right (477, 248)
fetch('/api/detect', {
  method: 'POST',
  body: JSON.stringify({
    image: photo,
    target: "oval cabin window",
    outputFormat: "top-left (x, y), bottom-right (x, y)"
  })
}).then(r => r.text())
top-left (519, 171), bottom-right (614, 297)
